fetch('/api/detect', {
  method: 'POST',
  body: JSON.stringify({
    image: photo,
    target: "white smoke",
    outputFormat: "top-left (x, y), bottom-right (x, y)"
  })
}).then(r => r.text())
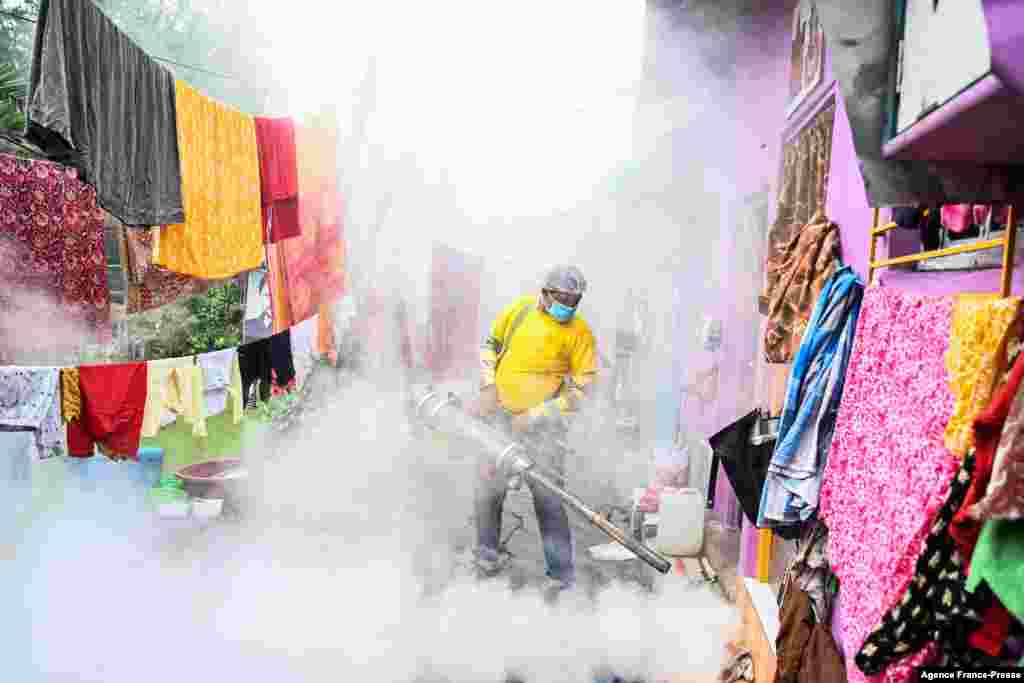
top-left (7, 380), bottom-right (735, 682)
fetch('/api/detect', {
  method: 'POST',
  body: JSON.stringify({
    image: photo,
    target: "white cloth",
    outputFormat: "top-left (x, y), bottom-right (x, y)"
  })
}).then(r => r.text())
top-left (197, 348), bottom-right (236, 418)
top-left (290, 315), bottom-right (318, 387)
top-left (0, 367), bottom-right (66, 461)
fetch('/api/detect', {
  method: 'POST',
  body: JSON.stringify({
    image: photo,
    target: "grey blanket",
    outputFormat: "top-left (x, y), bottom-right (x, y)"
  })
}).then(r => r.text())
top-left (25, 0), bottom-right (184, 226)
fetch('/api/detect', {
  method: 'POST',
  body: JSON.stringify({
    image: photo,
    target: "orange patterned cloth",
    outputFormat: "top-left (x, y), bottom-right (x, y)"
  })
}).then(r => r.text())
top-left (266, 241), bottom-right (293, 334)
top-left (944, 294), bottom-right (1021, 458)
top-left (274, 108), bottom-right (347, 329)
top-left (153, 80), bottom-right (263, 279)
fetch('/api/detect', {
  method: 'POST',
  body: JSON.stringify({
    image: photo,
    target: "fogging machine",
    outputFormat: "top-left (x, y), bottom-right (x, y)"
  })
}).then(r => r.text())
top-left (410, 388), bottom-right (672, 575)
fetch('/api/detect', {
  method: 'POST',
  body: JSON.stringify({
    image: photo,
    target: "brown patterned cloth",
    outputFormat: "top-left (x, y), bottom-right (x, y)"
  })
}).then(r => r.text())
top-left (113, 218), bottom-right (219, 314)
top-left (762, 103), bottom-right (835, 313)
top-left (59, 367), bottom-right (80, 423)
top-left (763, 218), bottom-right (840, 363)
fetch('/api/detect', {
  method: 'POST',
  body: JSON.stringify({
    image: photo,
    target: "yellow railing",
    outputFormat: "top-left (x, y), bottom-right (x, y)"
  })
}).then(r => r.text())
top-left (867, 206), bottom-right (1018, 297)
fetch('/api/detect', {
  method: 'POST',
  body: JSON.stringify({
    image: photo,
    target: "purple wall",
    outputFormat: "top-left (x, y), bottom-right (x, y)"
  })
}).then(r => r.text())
top-left (733, 5), bottom-right (792, 198)
top-left (827, 88), bottom-right (874, 282)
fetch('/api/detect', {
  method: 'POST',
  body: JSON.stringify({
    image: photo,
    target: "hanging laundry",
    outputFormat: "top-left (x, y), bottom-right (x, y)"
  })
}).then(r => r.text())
top-left (941, 205), bottom-right (973, 234)
top-left (763, 217), bottom-right (840, 363)
top-left (708, 411), bottom-right (774, 528)
top-left (964, 343), bottom-right (1024, 522)
top-left (0, 155), bottom-right (110, 334)
top-left (778, 521), bottom-right (834, 625)
top-left (238, 329), bottom-right (296, 405)
top-left (775, 586), bottom-right (815, 683)
top-left (68, 363), bottom-right (147, 461)
top-left (59, 367), bottom-right (80, 423)
top-left (972, 203), bottom-right (1011, 229)
top-left (254, 117), bottom-right (301, 243)
top-left (290, 315), bottom-right (319, 388)
top-left (921, 206), bottom-right (943, 251)
top-left (266, 240), bottom-right (294, 333)
top-left (758, 266), bottom-right (863, 528)
top-left (25, 0), bottom-right (184, 227)
top-left (244, 266), bottom-right (275, 341)
top-left (944, 294), bottom-right (1020, 458)
top-left (238, 335), bottom-right (272, 405)
top-left (274, 108), bottom-right (347, 328)
top-left (116, 219), bottom-right (218, 314)
top-left (140, 357), bottom-right (206, 439)
top-left (891, 207), bottom-right (923, 230)
top-left (819, 286), bottom-right (960, 683)
top-left (153, 80), bottom-right (263, 279)
top-left (965, 520), bottom-right (1024, 626)
top-left (854, 453), bottom-right (1008, 675)
top-left (950, 348), bottom-right (1024, 559)
top-left (270, 329), bottom-right (297, 393)
top-left (0, 367), bottom-right (65, 461)
top-left (196, 349), bottom-right (243, 423)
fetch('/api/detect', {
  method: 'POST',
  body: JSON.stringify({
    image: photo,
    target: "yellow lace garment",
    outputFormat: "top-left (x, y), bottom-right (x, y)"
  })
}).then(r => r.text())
top-left (153, 80), bottom-right (263, 279)
top-left (141, 358), bottom-right (208, 439)
top-left (60, 368), bottom-right (81, 423)
top-left (945, 294), bottom-right (1021, 457)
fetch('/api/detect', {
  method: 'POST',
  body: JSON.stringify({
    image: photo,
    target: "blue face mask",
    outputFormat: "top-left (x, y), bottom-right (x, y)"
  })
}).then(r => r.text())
top-left (546, 299), bottom-right (577, 323)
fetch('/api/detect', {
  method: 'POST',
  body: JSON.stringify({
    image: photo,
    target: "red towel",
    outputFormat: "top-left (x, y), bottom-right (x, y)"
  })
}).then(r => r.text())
top-left (67, 363), bottom-right (148, 461)
top-left (254, 117), bottom-right (301, 243)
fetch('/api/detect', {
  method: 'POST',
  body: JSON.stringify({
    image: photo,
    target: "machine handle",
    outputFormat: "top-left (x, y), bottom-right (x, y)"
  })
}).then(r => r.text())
top-left (524, 468), bottom-right (672, 575)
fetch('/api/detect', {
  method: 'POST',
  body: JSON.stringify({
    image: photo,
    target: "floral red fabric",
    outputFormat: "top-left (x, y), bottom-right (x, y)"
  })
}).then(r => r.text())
top-left (0, 154), bottom-right (110, 333)
top-left (820, 286), bottom-right (959, 683)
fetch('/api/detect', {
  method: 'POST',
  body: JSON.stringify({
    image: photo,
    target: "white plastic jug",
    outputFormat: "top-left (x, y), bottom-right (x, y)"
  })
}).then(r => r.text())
top-left (654, 488), bottom-right (705, 557)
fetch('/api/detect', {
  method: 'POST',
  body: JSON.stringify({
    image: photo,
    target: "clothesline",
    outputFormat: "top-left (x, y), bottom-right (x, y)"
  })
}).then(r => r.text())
top-left (0, 7), bottom-right (260, 85)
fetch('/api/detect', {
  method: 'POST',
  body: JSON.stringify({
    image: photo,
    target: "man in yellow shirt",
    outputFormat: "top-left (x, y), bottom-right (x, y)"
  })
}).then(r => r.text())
top-left (470, 265), bottom-right (598, 592)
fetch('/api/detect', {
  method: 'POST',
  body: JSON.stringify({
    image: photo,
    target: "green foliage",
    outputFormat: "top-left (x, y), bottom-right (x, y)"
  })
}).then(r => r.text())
top-left (184, 281), bottom-right (243, 355)
top-left (0, 63), bottom-right (25, 130)
top-left (126, 282), bottom-right (243, 360)
top-left (0, 1), bottom-right (40, 80)
top-left (252, 392), bottom-right (300, 425)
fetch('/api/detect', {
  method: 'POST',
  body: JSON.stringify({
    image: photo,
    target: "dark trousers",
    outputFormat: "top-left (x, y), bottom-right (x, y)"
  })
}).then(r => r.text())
top-left (474, 426), bottom-right (574, 585)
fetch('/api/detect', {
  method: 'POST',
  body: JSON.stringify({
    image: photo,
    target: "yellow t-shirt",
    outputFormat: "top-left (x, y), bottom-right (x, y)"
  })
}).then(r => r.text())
top-left (488, 296), bottom-right (598, 415)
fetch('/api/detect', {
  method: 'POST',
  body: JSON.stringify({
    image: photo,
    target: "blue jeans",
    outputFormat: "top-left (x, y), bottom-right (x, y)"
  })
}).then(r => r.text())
top-left (474, 428), bottom-right (574, 585)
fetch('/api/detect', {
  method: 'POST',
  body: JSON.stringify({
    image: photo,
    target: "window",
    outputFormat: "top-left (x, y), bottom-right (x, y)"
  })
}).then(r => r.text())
top-left (915, 206), bottom-right (1023, 272)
